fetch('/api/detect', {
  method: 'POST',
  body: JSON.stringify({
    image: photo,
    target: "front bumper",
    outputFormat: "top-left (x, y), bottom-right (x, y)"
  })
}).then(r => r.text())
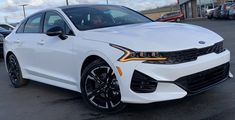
top-left (115, 50), bottom-right (232, 104)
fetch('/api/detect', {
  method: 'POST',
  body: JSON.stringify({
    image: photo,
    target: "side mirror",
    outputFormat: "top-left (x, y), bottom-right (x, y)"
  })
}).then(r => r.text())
top-left (46, 26), bottom-right (68, 40)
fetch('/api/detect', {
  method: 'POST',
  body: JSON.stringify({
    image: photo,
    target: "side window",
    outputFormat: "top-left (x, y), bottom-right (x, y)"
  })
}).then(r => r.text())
top-left (24, 13), bottom-right (43, 33)
top-left (44, 11), bottom-right (72, 35)
top-left (16, 20), bottom-right (27, 33)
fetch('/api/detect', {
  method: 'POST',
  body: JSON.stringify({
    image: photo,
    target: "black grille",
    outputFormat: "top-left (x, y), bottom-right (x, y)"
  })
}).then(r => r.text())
top-left (175, 63), bottom-right (230, 94)
top-left (131, 71), bottom-right (158, 93)
top-left (145, 42), bottom-right (225, 64)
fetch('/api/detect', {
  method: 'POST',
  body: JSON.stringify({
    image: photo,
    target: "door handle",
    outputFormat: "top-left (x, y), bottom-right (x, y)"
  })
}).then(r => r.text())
top-left (14, 40), bottom-right (21, 44)
top-left (38, 40), bottom-right (45, 45)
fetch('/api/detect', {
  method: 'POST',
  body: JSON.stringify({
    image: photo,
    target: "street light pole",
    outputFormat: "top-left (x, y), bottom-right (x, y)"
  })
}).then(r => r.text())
top-left (198, 0), bottom-right (202, 17)
top-left (211, 0), bottom-right (215, 8)
top-left (66, 0), bottom-right (69, 6)
top-left (19, 4), bottom-right (28, 18)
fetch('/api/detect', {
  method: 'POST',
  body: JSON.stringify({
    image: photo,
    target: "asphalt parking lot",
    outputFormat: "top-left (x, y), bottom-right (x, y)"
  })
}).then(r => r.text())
top-left (0, 19), bottom-right (235, 120)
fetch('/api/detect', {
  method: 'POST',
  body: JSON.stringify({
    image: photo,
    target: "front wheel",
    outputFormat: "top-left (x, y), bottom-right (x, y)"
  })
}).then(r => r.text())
top-left (81, 59), bottom-right (126, 113)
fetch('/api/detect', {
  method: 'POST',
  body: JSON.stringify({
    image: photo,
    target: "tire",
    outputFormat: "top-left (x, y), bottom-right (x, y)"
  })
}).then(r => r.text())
top-left (81, 59), bottom-right (126, 113)
top-left (176, 18), bottom-right (181, 22)
top-left (229, 16), bottom-right (234, 20)
top-left (207, 15), bottom-right (212, 19)
top-left (7, 54), bottom-right (28, 88)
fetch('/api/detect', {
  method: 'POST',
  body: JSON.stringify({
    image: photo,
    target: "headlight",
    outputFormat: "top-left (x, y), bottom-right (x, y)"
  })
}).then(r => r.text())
top-left (110, 44), bottom-right (167, 62)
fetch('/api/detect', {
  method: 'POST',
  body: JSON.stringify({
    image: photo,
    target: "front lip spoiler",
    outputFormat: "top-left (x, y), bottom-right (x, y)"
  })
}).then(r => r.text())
top-left (158, 76), bottom-right (231, 96)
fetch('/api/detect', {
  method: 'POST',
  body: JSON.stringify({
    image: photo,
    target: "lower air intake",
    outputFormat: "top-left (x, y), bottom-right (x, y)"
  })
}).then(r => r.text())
top-left (175, 63), bottom-right (230, 94)
top-left (131, 71), bottom-right (158, 93)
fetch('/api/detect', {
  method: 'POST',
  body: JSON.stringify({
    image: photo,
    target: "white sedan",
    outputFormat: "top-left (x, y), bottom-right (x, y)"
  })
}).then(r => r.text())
top-left (4, 5), bottom-right (232, 112)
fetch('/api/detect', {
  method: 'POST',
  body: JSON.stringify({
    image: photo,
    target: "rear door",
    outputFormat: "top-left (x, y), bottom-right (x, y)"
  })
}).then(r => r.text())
top-left (12, 13), bottom-right (44, 71)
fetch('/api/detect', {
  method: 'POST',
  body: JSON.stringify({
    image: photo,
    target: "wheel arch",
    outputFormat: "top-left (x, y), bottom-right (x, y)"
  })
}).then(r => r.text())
top-left (5, 51), bottom-right (15, 69)
top-left (80, 51), bottom-right (117, 77)
top-left (81, 55), bottom-right (104, 76)
top-left (6, 51), bottom-right (14, 60)
top-left (77, 51), bottom-right (120, 91)
top-left (4, 51), bottom-right (26, 79)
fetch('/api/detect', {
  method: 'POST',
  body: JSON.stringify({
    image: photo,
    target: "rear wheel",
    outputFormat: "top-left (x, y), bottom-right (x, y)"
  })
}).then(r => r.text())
top-left (7, 54), bottom-right (28, 88)
top-left (81, 59), bottom-right (126, 113)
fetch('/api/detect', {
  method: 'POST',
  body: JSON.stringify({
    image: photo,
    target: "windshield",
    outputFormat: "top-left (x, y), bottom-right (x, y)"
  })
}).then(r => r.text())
top-left (63, 5), bottom-right (152, 31)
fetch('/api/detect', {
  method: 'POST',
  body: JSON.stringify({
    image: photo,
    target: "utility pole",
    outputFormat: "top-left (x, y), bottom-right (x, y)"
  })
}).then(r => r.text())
top-left (106, 0), bottom-right (109, 4)
top-left (19, 4), bottom-right (28, 18)
top-left (211, 0), bottom-right (215, 8)
top-left (198, 0), bottom-right (202, 17)
top-left (66, 0), bottom-right (69, 6)
top-left (4, 16), bottom-right (8, 24)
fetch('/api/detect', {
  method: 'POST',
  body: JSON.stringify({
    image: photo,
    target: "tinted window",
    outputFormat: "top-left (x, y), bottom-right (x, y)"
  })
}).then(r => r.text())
top-left (208, 6), bottom-right (213, 9)
top-left (63, 5), bottom-right (152, 31)
top-left (24, 13), bottom-right (43, 33)
top-left (44, 11), bottom-right (72, 35)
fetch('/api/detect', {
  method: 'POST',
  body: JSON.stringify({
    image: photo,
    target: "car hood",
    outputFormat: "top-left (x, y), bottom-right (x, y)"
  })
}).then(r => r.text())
top-left (81, 22), bottom-right (223, 51)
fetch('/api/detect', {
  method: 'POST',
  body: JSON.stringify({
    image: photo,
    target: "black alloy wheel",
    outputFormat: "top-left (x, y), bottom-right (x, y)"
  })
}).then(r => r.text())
top-left (81, 59), bottom-right (126, 113)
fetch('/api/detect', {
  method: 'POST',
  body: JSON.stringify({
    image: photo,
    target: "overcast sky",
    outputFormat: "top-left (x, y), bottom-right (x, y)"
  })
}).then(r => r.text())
top-left (0, 0), bottom-right (177, 23)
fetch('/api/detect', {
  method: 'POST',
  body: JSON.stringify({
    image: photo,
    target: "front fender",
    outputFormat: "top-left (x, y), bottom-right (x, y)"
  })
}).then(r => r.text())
top-left (74, 42), bottom-right (124, 92)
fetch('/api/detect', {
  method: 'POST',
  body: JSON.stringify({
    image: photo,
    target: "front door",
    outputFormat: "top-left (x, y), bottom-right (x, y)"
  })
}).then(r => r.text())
top-left (35, 11), bottom-right (77, 85)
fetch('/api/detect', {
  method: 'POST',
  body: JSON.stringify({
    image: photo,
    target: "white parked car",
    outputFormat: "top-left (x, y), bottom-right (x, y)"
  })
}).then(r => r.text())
top-left (4, 5), bottom-right (232, 112)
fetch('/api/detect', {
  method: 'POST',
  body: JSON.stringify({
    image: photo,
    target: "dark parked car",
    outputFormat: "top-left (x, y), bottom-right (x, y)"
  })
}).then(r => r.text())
top-left (0, 27), bottom-right (11, 58)
top-left (0, 34), bottom-right (4, 58)
top-left (208, 2), bottom-right (234, 19)
top-left (0, 27), bottom-right (11, 37)
top-left (156, 11), bottom-right (184, 22)
top-left (229, 4), bottom-right (235, 19)
top-left (0, 24), bottom-right (14, 30)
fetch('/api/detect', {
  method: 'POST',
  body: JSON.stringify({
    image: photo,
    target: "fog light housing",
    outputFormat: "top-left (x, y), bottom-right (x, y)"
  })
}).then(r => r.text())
top-left (131, 70), bottom-right (158, 93)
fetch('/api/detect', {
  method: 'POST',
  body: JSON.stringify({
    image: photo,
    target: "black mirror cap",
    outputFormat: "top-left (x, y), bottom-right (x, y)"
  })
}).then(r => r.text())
top-left (46, 26), bottom-right (68, 40)
top-left (46, 26), bottom-right (63, 36)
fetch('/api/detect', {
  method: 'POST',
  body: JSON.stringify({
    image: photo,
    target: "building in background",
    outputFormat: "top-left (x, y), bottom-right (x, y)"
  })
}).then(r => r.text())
top-left (179, 0), bottom-right (234, 18)
top-left (141, 5), bottom-right (180, 20)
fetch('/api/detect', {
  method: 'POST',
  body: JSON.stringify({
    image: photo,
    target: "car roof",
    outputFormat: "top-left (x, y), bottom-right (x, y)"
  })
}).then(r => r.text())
top-left (22, 4), bottom-right (124, 22)
top-left (58, 4), bottom-right (121, 10)
top-left (162, 11), bottom-right (180, 15)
